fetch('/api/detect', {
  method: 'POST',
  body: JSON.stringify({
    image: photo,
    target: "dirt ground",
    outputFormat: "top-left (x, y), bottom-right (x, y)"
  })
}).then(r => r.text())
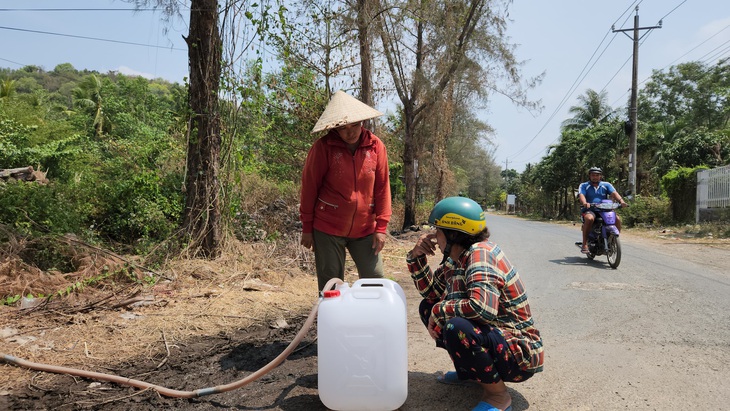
top-left (0, 231), bottom-right (427, 411)
top-left (1, 224), bottom-right (729, 411)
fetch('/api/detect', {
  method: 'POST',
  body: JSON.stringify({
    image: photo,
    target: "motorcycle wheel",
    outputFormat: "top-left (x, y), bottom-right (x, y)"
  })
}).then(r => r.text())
top-left (606, 234), bottom-right (621, 268)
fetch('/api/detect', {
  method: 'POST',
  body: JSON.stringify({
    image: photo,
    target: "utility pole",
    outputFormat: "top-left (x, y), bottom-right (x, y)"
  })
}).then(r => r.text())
top-left (504, 159), bottom-right (509, 212)
top-left (612, 7), bottom-right (661, 197)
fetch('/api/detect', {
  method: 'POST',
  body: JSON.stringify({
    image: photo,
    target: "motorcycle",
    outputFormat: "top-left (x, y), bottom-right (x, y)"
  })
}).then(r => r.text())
top-left (575, 200), bottom-right (623, 268)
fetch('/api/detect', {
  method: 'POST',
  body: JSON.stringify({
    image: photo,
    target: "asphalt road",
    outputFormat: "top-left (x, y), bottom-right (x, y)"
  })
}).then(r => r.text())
top-left (395, 214), bottom-right (730, 410)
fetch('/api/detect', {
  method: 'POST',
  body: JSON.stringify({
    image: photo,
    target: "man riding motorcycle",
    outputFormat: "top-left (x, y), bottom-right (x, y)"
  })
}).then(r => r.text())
top-left (578, 167), bottom-right (628, 254)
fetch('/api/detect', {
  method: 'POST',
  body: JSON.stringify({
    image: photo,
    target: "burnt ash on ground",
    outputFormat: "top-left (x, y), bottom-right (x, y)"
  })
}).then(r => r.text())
top-left (4, 316), bottom-right (329, 411)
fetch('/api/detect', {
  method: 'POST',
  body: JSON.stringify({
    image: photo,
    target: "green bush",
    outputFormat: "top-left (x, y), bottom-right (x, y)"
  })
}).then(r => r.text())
top-left (661, 166), bottom-right (707, 223)
top-left (0, 181), bottom-right (85, 236)
top-left (620, 194), bottom-right (672, 227)
top-left (17, 236), bottom-right (76, 272)
top-left (90, 170), bottom-right (183, 251)
top-left (226, 171), bottom-right (300, 242)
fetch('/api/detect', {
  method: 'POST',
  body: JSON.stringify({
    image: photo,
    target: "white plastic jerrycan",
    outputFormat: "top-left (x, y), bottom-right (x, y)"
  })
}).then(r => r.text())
top-left (317, 278), bottom-right (408, 411)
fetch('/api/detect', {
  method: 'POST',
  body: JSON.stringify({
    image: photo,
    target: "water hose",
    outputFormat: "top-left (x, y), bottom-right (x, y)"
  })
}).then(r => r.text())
top-left (1, 278), bottom-right (344, 398)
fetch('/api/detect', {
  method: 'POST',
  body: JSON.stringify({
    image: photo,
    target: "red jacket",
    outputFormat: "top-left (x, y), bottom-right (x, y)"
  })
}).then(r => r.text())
top-left (300, 127), bottom-right (391, 238)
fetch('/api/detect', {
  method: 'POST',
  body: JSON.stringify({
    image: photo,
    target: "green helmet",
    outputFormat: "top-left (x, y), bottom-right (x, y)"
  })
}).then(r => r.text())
top-left (428, 197), bottom-right (486, 235)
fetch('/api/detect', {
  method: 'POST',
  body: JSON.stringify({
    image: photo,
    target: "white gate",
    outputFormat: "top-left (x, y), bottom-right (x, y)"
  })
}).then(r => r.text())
top-left (696, 165), bottom-right (730, 223)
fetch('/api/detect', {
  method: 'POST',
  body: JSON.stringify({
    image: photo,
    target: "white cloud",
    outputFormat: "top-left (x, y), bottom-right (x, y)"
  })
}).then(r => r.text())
top-left (116, 66), bottom-right (156, 79)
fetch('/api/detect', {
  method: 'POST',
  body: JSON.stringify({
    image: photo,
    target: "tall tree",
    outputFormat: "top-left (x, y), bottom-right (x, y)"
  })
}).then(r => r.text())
top-left (354, 0), bottom-right (377, 130)
top-left (638, 59), bottom-right (730, 185)
top-left (72, 74), bottom-right (106, 138)
top-left (639, 59), bottom-right (730, 132)
top-left (445, 99), bottom-right (499, 201)
top-left (561, 88), bottom-right (616, 131)
top-left (275, 0), bottom-right (357, 96)
top-left (129, 0), bottom-right (223, 257)
top-left (0, 79), bottom-right (16, 99)
top-left (182, 0), bottom-right (223, 257)
top-left (377, 0), bottom-right (537, 229)
top-left (274, 0), bottom-right (380, 133)
top-left (432, 83), bottom-right (455, 201)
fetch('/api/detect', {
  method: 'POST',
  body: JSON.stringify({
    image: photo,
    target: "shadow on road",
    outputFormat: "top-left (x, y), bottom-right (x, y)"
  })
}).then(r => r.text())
top-left (549, 255), bottom-right (616, 269)
top-left (403, 371), bottom-right (531, 410)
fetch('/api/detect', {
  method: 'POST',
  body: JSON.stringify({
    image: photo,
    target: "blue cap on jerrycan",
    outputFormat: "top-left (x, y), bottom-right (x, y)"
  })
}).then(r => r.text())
top-left (317, 278), bottom-right (408, 411)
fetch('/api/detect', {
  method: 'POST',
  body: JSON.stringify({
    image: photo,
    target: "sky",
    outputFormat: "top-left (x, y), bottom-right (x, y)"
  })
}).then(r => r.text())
top-left (490, 0), bottom-right (730, 172)
top-left (0, 1), bottom-right (190, 83)
top-left (1, 1), bottom-right (729, 173)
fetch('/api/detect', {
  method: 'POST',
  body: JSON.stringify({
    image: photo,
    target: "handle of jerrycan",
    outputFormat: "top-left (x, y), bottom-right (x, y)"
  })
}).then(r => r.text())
top-left (352, 278), bottom-right (407, 307)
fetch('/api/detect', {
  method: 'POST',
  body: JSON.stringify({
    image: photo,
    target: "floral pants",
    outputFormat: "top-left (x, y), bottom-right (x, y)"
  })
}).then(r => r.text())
top-left (419, 299), bottom-right (534, 384)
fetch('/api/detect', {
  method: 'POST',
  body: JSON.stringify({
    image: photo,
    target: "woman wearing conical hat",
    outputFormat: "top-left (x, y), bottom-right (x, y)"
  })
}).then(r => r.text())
top-left (300, 90), bottom-right (392, 291)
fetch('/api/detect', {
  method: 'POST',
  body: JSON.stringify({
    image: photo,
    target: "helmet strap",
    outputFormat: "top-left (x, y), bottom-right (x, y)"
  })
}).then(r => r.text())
top-left (440, 230), bottom-right (456, 265)
top-left (440, 243), bottom-right (452, 265)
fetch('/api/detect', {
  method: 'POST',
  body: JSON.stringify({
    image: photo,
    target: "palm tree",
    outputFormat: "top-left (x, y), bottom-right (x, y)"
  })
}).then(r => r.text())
top-left (561, 89), bottom-right (616, 130)
top-left (0, 79), bottom-right (16, 99)
top-left (72, 74), bottom-right (106, 138)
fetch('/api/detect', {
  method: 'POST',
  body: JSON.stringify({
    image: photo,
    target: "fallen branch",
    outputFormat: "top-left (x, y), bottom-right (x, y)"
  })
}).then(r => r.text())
top-left (108, 295), bottom-right (154, 310)
top-left (84, 342), bottom-right (101, 359)
top-left (0, 166), bottom-right (47, 183)
top-left (156, 330), bottom-right (170, 369)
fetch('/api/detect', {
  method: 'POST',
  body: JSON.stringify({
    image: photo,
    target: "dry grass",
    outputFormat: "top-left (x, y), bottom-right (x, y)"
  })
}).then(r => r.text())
top-left (0, 236), bottom-right (322, 392)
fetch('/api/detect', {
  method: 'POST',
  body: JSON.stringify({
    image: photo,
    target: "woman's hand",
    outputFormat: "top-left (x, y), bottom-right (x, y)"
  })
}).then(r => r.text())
top-left (410, 232), bottom-right (437, 258)
top-left (372, 232), bottom-right (386, 255)
top-left (427, 315), bottom-right (441, 341)
top-left (301, 232), bottom-right (314, 251)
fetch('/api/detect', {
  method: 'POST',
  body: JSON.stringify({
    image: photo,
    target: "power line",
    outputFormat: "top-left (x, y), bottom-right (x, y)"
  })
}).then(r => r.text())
top-left (612, 8), bottom-right (662, 197)
top-left (657, 0), bottom-right (686, 22)
top-left (698, 38), bottom-right (730, 65)
top-left (0, 56), bottom-right (26, 67)
top-left (507, 0), bottom-right (695, 169)
top-left (0, 25), bottom-right (186, 51)
top-left (609, 23), bottom-right (730, 108)
top-left (505, 31), bottom-right (614, 160)
top-left (662, 24), bottom-right (730, 68)
top-left (0, 8), bottom-right (159, 12)
top-left (505, 8), bottom-right (635, 163)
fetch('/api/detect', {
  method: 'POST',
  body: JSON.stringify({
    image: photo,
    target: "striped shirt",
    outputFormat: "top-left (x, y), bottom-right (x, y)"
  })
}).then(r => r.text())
top-left (407, 240), bottom-right (544, 372)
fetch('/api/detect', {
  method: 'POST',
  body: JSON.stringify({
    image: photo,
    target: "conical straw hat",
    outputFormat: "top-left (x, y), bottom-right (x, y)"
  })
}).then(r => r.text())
top-left (311, 90), bottom-right (383, 133)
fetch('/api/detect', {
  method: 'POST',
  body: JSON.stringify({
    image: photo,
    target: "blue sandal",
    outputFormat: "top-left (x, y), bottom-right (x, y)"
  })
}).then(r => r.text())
top-left (472, 401), bottom-right (512, 411)
top-left (436, 371), bottom-right (476, 386)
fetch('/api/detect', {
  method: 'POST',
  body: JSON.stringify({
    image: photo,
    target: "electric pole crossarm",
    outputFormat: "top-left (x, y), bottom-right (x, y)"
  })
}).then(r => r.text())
top-left (612, 24), bottom-right (662, 33)
top-left (613, 24), bottom-right (663, 41)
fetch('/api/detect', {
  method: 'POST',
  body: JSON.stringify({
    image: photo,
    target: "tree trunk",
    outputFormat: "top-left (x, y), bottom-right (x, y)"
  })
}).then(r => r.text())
top-left (358, 0), bottom-right (375, 131)
top-left (402, 112), bottom-right (418, 229)
top-left (182, 0), bottom-right (222, 258)
top-left (434, 84), bottom-right (455, 200)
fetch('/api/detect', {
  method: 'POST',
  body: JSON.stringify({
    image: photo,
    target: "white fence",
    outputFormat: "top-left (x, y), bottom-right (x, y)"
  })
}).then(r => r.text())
top-left (696, 164), bottom-right (730, 223)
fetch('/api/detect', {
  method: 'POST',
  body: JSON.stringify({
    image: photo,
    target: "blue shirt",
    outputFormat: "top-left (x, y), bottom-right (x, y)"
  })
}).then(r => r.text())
top-left (579, 181), bottom-right (616, 205)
